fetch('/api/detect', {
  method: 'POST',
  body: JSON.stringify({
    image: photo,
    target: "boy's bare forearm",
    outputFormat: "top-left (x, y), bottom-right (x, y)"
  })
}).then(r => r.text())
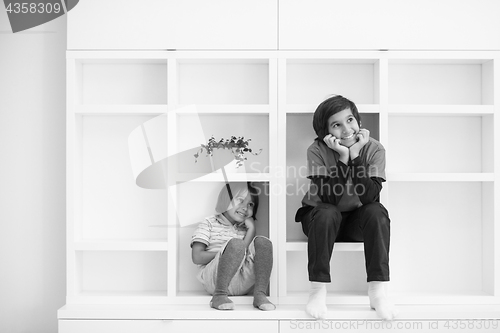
top-left (192, 243), bottom-right (217, 265)
top-left (243, 226), bottom-right (256, 248)
top-left (192, 250), bottom-right (217, 265)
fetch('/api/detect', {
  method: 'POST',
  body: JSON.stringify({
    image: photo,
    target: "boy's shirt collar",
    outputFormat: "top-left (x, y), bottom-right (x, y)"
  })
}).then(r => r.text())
top-left (217, 213), bottom-right (247, 230)
top-left (217, 213), bottom-right (234, 226)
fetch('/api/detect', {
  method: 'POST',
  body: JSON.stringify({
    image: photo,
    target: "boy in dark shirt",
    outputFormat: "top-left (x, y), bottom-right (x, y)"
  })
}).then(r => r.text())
top-left (295, 95), bottom-right (396, 320)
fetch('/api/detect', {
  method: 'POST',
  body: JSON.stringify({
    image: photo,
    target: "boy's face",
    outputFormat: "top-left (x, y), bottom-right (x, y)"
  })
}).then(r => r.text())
top-left (223, 190), bottom-right (254, 224)
top-left (327, 108), bottom-right (360, 148)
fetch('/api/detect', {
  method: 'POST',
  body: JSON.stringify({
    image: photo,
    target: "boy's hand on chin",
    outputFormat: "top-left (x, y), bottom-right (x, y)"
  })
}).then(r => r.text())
top-left (244, 217), bottom-right (255, 230)
top-left (350, 129), bottom-right (370, 159)
top-left (324, 134), bottom-right (349, 162)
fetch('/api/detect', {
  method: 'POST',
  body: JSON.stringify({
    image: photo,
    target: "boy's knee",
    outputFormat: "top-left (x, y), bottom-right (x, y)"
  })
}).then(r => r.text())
top-left (225, 238), bottom-right (246, 252)
top-left (254, 236), bottom-right (272, 251)
top-left (363, 203), bottom-right (390, 226)
top-left (312, 203), bottom-right (342, 225)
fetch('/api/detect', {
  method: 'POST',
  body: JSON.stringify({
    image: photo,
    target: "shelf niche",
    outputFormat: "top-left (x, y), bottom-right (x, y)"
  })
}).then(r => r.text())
top-left (78, 60), bottom-right (169, 105)
top-left (176, 181), bottom-right (270, 296)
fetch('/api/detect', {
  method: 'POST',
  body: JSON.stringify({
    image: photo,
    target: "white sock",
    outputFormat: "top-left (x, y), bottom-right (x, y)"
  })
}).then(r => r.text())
top-left (368, 281), bottom-right (397, 321)
top-left (306, 282), bottom-right (328, 320)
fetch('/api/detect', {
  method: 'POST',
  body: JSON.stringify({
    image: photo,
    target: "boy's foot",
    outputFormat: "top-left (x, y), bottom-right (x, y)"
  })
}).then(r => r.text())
top-left (368, 282), bottom-right (397, 320)
top-left (305, 282), bottom-right (328, 320)
top-left (210, 295), bottom-right (234, 310)
top-left (253, 293), bottom-right (276, 311)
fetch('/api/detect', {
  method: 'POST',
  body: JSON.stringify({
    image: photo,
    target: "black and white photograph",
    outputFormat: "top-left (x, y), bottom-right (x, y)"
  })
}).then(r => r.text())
top-left (1, 1), bottom-right (500, 332)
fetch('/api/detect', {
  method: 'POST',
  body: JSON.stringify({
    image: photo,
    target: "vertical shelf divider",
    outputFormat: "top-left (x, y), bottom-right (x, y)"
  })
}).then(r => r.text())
top-left (66, 55), bottom-right (78, 302)
top-left (493, 58), bottom-right (500, 297)
top-left (268, 56), bottom-right (279, 300)
top-left (167, 56), bottom-right (178, 298)
top-left (377, 57), bottom-right (390, 208)
top-left (276, 57), bottom-right (288, 299)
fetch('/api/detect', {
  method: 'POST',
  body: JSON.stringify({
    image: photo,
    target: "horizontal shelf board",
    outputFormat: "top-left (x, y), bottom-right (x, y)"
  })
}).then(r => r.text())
top-left (388, 105), bottom-right (494, 115)
top-left (74, 105), bottom-right (169, 115)
top-left (175, 104), bottom-right (271, 114)
top-left (387, 54), bottom-right (497, 63)
top-left (281, 51), bottom-right (385, 60)
top-left (68, 291), bottom-right (169, 305)
top-left (280, 51), bottom-right (499, 61)
top-left (286, 104), bottom-right (379, 114)
top-left (389, 291), bottom-right (499, 305)
top-left (286, 57), bottom-right (380, 64)
top-left (282, 291), bottom-right (499, 306)
top-left (173, 51), bottom-right (278, 59)
top-left (58, 303), bottom-right (500, 320)
top-left (68, 51), bottom-right (278, 60)
top-left (74, 105), bottom-right (272, 115)
top-left (175, 173), bottom-right (271, 182)
top-left (286, 242), bottom-right (363, 252)
top-left (68, 50), bottom-right (500, 61)
top-left (68, 51), bottom-right (170, 60)
top-left (386, 173), bottom-right (495, 182)
top-left (74, 241), bottom-right (169, 251)
top-left (76, 290), bottom-right (168, 297)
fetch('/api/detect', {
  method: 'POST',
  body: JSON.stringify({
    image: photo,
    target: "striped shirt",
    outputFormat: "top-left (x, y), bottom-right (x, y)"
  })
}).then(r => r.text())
top-left (191, 214), bottom-right (247, 253)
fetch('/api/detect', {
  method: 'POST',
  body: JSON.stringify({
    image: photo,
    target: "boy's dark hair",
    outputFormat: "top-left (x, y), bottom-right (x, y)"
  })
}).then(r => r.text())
top-left (312, 95), bottom-right (361, 140)
top-left (215, 182), bottom-right (259, 219)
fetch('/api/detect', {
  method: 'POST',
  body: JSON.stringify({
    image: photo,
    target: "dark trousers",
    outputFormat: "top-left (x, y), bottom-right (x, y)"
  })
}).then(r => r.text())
top-left (300, 202), bottom-right (390, 283)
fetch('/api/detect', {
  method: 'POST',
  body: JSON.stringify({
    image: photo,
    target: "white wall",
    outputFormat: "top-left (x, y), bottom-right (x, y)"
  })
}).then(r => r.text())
top-left (0, 9), bottom-right (66, 333)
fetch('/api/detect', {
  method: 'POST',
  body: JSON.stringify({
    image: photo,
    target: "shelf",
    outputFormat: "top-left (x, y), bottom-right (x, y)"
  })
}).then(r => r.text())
top-left (388, 115), bottom-right (493, 173)
top-left (175, 104), bottom-right (272, 114)
top-left (74, 240), bottom-right (169, 251)
top-left (77, 251), bottom-right (168, 296)
top-left (386, 173), bottom-right (495, 182)
top-left (58, 303), bottom-right (500, 321)
top-left (66, 51), bottom-right (500, 312)
top-left (388, 60), bottom-right (493, 105)
top-left (75, 105), bottom-right (169, 115)
top-left (78, 60), bottom-right (168, 105)
top-left (174, 173), bottom-right (271, 182)
top-left (285, 104), bottom-right (379, 114)
top-left (388, 181), bottom-right (490, 296)
top-left (388, 291), bottom-right (500, 306)
top-left (286, 242), bottom-right (363, 252)
top-left (69, 291), bottom-right (169, 305)
top-left (282, 291), bottom-right (500, 306)
top-left (387, 105), bottom-right (495, 116)
top-left (286, 60), bottom-right (378, 105)
top-left (178, 59), bottom-right (269, 105)
top-left (68, 51), bottom-right (169, 60)
top-left (78, 115), bottom-right (169, 240)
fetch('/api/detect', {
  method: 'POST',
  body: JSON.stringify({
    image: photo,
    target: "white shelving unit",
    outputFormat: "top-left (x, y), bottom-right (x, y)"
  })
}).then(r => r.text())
top-left (65, 51), bottom-right (278, 306)
top-left (281, 51), bottom-right (499, 306)
top-left (61, 50), bottom-right (500, 329)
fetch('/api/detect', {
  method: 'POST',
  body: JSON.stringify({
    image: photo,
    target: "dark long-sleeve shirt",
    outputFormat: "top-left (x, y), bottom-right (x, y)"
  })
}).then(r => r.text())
top-left (295, 137), bottom-right (386, 222)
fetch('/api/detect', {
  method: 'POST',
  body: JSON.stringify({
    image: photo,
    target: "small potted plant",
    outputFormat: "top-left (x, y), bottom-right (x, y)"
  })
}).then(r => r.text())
top-left (194, 135), bottom-right (262, 200)
top-left (194, 135), bottom-right (262, 168)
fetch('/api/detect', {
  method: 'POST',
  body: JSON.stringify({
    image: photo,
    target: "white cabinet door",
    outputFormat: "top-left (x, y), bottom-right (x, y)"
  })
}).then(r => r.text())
top-left (68, 0), bottom-right (277, 50)
top-left (279, 0), bottom-right (500, 50)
